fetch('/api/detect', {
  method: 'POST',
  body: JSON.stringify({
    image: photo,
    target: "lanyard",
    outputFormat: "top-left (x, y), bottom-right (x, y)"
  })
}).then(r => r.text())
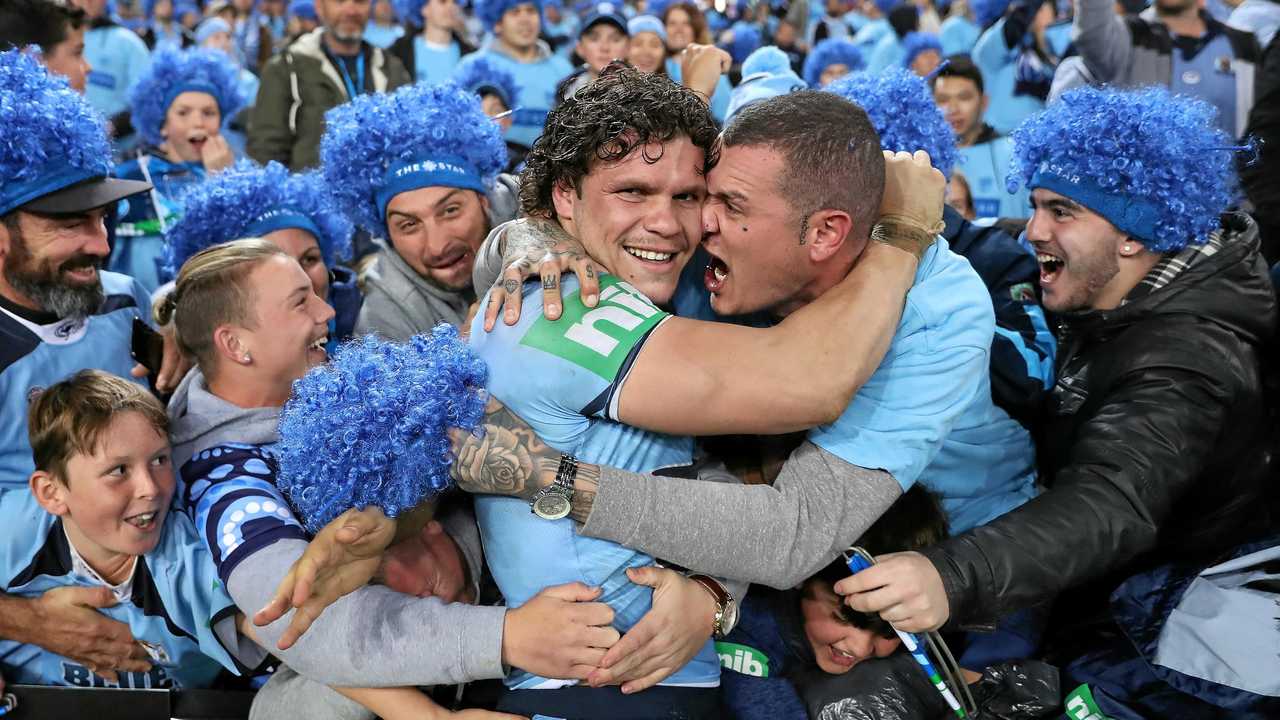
top-left (332, 51), bottom-right (365, 99)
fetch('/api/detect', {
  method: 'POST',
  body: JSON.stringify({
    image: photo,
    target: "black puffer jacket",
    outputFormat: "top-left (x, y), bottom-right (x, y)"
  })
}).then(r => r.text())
top-left (921, 212), bottom-right (1277, 630)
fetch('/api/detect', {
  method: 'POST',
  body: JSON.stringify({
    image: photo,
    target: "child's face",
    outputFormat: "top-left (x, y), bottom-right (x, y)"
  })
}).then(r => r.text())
top-left (38, 411), bottom-right (175, 559)
top-left (800, 582), bottom-right (900, 674)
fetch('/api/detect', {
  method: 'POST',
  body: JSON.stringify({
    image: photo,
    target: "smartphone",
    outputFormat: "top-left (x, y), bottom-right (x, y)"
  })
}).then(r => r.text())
top-left (131, 316), bottom-right (165, 382)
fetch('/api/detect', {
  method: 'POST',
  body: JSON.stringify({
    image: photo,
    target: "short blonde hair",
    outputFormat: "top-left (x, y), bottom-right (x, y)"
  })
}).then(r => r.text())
top-left (154, 238), bottom-right (288, 372)
top-left (29, 370), bottom-right (168, 483)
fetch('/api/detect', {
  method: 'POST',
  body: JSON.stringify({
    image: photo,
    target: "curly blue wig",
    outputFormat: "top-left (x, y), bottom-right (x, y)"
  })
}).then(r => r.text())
top-left (475, 0), bottom-right (543, 30)
top-left (901, 32), bottom-right (942, 69)
top-left (825, 67), bottom-right (957, 179)
top-left (970, 0), bottom-right (1011, 27)
top-left (1009, 86), bottom-right (1235, 252)
top-left (803, 38), bottom-right (864, 87)
top-left (320, 82), bottom-right (507, 238)
top-left (0, 50), bottom-right (112, 217)
top-left (129, 47), bottom-right (246, 148)
top-left (163, 160), bottom-right (353, 279)
top-left (276, 327), bottom-right (489, 533)
top-left (451, 54), bottom-right (520, 110)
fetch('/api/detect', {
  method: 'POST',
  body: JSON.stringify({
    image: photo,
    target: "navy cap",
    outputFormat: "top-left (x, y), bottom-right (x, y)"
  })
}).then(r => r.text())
top-left (580, 1), bottom-right (628, 36)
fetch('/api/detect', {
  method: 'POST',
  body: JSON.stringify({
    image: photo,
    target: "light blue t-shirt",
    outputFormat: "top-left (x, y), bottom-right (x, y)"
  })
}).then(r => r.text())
top-left (84, 24), bottom-right (152, 120)
top-left (470, 46), bottom-right (573, 149)
top-left (853, 17), bottom-right (891, 49)
top-left (363, 21), bottom-right (405, 48)
top-left (806, 238), bottom-right (1038, 533)
top-left (972, 19), bottom-right (1045, 135)
top-left (468, 274), bottom-right (719, 691)
top-left (956, 135), bottom-right (1032, 219)
top-left (0, 489), bottom-right (253, 688)
top-left (0, 271), bottom-right (152, 490)
top-left (413, 36), bottom-right (462, 84)
top-left (939, 15), bottom-right (981, 56)
top-left (865, 31), bottom-right (905, 74)
top-left (665, 59), bottom-right (732, 123)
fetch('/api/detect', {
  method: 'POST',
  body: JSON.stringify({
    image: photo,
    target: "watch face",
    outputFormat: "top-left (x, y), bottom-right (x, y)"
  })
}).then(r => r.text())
top-left (533, 493), bottom-right (572, 520)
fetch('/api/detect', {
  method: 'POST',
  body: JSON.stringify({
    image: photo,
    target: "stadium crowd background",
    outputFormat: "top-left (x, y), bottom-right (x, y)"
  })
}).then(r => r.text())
top-left (0, 0), bottom-right (1277, 717)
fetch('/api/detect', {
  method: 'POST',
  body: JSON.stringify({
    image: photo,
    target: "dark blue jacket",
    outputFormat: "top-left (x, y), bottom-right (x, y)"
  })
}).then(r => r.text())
top-left (943, 206), bottom-right (1056, 428)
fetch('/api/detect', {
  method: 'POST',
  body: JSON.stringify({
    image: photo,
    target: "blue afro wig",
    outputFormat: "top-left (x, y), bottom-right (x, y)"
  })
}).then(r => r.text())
top-left (1009, 86), bottom-right (1235, 252)
top-left (163, 160), bottom-right (354, 279)
top-left (276, 327), bottom-right (489, 534)
top-left (129, 47), bottom-right (246, 147)
top-left (901, 32), bottom-right (942, 69)
top-left (803, 38), bottom-right (864, 87)
top-left (320, 82), bottom-right (507, 238)
top-left (741, 45), bottom-right (792, 78)
top-left (970, 0), bottom-right (1011, 27)
top-left (0, 50), bottom-right (112, 217)
top-left (451, 54), bottom-right (520, 110)
top-left (723, 22), bottom-right (763, 64)
top-left (475, 0), bottom-right (543, 30)
top-left (825, 67), bottom-right (957, 179)
top-left (391, 0), bottom-right (426, 25)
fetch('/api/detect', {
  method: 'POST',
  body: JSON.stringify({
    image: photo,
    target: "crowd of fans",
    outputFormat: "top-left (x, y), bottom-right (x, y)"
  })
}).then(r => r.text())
top-left (0, 0), bottom-right (1277, 717)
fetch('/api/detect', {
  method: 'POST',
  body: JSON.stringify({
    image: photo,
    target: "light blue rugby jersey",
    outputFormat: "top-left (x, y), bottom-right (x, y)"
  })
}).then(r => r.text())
top-left (468, 274), bottom-right (720, 691)
top-left (676, 240), bottom-right (1038, 534)
top-left (805, 238), bottom-right (1038, 533)
top-left (0, 271), bottom-right (152, 491)
top-left (0, 489), bottom-right (256, 689)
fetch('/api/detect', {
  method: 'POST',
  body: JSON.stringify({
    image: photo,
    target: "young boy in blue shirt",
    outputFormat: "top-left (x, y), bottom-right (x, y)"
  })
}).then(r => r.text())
top-left (1, 370), bottom-right (492, 720)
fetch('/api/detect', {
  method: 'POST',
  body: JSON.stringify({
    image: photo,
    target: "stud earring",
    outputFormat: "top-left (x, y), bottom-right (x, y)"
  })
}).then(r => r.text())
top-left (242, 353), bottom-right (252, 363)
top-left (1123, 244), bottom-right (1133, 253)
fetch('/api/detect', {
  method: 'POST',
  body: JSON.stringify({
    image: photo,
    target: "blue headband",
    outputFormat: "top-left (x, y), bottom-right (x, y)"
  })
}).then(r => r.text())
top-left (164, 80), bottom-right (223, 115)
top-left (244, 207), bottom-right (325, 242)
top-left (374, 155), bottom-right (486, 221)
top-left (1029, 162), bottom-right (1161, 243)
top-left (0, 162), bottom-right (102, 217)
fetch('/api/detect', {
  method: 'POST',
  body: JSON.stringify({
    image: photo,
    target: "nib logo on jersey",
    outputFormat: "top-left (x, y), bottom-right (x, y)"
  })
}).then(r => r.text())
top-left (520, 276), bottom-right (666, 381)
top-left (716, 642), bottom-right (769, 678)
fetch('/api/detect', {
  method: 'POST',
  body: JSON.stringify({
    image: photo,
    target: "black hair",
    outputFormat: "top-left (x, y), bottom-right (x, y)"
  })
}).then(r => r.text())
top-left (888, 4), bottom-right (919, 39)
top-left (0, 0), bottom-right (86, 53)
top-left (931, 53), bottom-right (985, 95)
top-left (802, 486), bottom-right (949, 638)
top-left (722, 89), bottom-right (884, 243)
top-left (519, 61), bottom-right (719, 219)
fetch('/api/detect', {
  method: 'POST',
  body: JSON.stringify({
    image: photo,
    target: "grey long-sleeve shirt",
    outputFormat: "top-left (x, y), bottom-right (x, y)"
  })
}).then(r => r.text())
top-left (583, 441), bottom-right (902, 589)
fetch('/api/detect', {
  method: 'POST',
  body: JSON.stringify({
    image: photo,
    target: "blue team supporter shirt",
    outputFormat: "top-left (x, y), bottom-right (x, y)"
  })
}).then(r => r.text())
top-left (956, 136), bottom-right (1032, 219)
top-left (0, 489), bottom-right (255, 688)
top-left (413, 36), bottom-right (463, 83)
top-left (0, 271), bottom-right (152, 490)
top-left (470, 46), bottom-right (573, 149)
top-left (806, 238), bottom-right (1038, 533)
top-left (84, 24), bottom-right (152, 121)
top-left (469, 274), bottom-right (720, 691)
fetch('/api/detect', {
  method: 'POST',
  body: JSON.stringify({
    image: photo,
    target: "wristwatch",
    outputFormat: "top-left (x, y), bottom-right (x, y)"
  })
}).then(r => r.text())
top-left (531, 454), bottom-right (578, 520)
top-left (688, 574), bottom-right (738, 639)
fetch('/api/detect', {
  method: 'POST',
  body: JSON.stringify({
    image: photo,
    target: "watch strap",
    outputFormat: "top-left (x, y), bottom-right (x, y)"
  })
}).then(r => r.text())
top-left (688, 573), bottom-right (733, 639)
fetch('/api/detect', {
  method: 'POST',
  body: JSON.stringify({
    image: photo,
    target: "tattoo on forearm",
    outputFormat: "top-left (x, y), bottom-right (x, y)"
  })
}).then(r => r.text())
top-left (452, 399), bottom-right (559, 501)
top-left (568, 463), bottom-right (601, 524)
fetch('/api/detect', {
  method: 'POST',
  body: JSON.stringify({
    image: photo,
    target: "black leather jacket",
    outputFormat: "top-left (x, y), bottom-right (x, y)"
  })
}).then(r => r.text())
top-left (922, 212), bottom-right (1277, 629)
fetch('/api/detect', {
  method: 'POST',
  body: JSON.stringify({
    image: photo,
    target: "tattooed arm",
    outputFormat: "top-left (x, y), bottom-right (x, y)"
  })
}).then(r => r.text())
top-left (472, 217), bottom-right (601, 331)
